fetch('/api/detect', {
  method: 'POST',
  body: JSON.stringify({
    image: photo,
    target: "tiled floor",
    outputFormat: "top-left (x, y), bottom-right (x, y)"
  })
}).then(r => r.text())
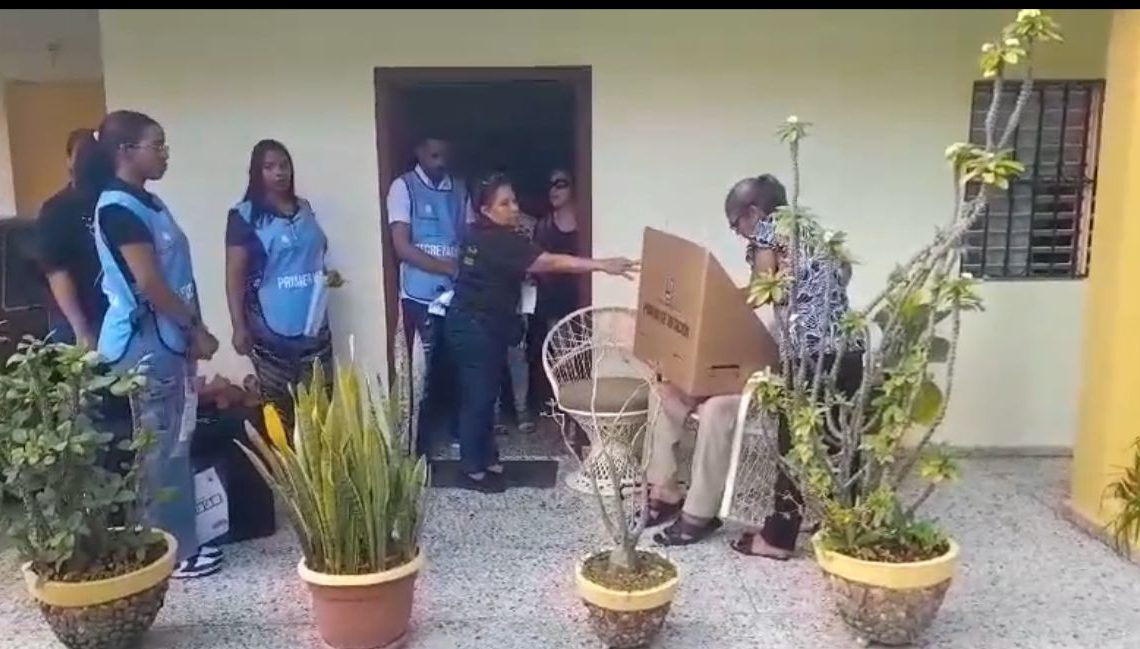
top-left (2, 453), bottom-right (1139, 648)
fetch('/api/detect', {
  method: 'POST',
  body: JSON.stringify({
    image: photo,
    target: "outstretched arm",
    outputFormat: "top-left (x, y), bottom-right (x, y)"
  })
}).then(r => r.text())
top-left (528, 253), bottom-right (638, 279)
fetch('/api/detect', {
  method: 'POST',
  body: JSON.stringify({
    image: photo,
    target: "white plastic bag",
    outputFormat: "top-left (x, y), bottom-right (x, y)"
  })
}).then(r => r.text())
top-left (194, 467), bottom-right (230, 545)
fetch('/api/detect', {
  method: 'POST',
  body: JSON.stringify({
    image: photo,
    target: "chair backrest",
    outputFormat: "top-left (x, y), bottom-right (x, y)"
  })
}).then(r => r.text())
top-left (542, 305), bottom-right (649, 403)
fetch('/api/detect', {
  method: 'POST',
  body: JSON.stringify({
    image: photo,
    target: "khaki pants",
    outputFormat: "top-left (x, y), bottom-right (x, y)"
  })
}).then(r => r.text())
top-left (647, 388), bottom-right (740, 519)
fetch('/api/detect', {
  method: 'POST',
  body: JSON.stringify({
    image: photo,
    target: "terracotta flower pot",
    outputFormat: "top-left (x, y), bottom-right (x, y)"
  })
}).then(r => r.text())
top-left (298, 551), bottom-right (425, 649)
top-left (812, 534), bottom-right (959, 646)
top-left (574, 550), bottom-right (680, 649)
top-left (21, 530), bottom-right (177, 649)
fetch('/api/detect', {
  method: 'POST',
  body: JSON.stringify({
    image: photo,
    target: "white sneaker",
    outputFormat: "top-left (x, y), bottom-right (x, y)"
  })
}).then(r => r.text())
top-left (199, 545), bottom-right (224, 561)
top-left (172, 552), bottom-right (223, 579)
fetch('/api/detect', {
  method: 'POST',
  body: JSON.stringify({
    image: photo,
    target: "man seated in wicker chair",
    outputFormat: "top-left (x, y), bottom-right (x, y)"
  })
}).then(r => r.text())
top-left (646, 174), bottom-right (862, 559)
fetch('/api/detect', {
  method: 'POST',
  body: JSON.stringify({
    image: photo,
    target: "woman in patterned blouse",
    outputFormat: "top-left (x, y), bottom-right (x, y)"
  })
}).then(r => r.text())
top-left (725, 174), bottom-right (864, 560)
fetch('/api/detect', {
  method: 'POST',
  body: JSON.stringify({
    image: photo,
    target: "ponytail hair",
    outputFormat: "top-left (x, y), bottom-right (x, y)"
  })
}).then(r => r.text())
top-left (74, 110), bottom-right (160, 196)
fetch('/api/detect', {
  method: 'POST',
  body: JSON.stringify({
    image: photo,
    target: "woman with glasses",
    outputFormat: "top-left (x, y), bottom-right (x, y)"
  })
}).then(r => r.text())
top-left (225, 139), bottom-right (332, 430)
top-left (444, 173), bottom-right (638, 493)
top-left (83, 109), bottom-right (223, 579)
top-left (527, 169), bottom-right (581, 413)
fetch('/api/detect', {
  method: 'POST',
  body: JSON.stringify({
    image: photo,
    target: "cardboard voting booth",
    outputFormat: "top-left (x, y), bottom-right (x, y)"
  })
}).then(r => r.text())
top-left (633, 227), bottom-right (779, 398)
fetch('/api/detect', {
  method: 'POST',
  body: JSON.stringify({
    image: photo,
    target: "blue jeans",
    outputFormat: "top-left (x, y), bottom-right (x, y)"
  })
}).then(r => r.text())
top-left (404, 299), bottom-right (457, 456)
top-left (112, 321), bottom-right (197, 562)
top-left (443, 309), bottom-right (505, 475)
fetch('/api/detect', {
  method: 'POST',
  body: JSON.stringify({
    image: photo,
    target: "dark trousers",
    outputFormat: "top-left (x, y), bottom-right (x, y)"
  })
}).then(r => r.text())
top-left (403, 299), bottom-right (456, 456)
top-left (760, 350), bottom-right (865, 551)
top-left (444, 309), bottom-right (506, 475)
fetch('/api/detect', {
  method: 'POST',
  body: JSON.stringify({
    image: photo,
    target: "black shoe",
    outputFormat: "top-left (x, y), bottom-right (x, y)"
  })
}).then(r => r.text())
top-left (458, 472), bottom-right (506, 494)
top-left (486, 470), bottom-right (508, 491)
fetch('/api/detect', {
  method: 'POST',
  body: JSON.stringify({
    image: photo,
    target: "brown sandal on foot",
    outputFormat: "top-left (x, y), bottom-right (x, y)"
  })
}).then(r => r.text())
top-left (730, 532), bottom-right (792, 561)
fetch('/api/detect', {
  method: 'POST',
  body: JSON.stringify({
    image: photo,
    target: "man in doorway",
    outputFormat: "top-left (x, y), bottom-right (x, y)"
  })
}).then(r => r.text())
top-left (386, 134), bottom-right (468, 455)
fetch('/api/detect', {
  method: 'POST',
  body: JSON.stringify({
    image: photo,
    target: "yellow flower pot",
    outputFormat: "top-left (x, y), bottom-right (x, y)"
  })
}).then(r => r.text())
top-left (21, 530), bottom-right (177, 649)
top-left (574, 550), bottom-right (680, 649)
top-left (812, 533), bottom-right (959, 646)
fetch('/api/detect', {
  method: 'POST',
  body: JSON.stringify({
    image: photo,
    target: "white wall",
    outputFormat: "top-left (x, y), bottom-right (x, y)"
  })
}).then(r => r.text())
top-left (98, 9), bottom-right (1110, 448)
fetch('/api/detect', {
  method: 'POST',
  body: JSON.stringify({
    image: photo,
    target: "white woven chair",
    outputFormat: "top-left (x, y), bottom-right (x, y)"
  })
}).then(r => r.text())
top-left (543, 305), bottom-right (653, 495)
top-left (718, 381), bottom-right (821, 532)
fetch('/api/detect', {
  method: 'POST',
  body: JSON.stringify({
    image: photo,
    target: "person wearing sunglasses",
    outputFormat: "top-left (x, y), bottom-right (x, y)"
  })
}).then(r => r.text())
top-left (444, 173), bottom-right (638, 493)
top-left (527, 169), bottom-right (581, 414)
top-left (646, 174), bottom-right (863, 560)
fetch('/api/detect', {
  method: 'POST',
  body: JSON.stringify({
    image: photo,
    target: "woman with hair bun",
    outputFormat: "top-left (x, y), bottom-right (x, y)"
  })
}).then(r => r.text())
top-left (443, 172), bottom-right (638, 493)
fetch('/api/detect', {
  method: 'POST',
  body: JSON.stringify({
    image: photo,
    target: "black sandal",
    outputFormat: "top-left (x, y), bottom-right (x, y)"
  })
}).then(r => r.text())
top-left (653, 516), bottom-right (723, 546)
top-left (730, 532), bottom-right (792, 561)
top-left (643, 498), bottom-right (684, 528)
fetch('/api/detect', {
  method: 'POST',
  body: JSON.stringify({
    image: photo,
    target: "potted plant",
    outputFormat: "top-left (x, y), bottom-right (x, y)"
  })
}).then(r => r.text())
top-left (237, 328), bottom-right (428, 649)
top-left (739, 10), bottom-right (1063, 646)
top-left (1105, 438), bottom-right (1140, 558)
top-left (0, 337), bottom-right (175, 649)
top-left (561, 352), bottom-right (678, 648)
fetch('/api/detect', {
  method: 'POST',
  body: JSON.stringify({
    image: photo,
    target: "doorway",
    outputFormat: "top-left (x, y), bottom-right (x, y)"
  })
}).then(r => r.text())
top-left (373, 66), bottom-right (592, 357)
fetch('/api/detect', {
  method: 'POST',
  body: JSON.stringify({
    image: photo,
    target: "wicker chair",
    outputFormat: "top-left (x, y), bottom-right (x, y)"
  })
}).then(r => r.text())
top-left (719, 382), bottom-right (826, 533)
top-left (543, 305), bottom-right (653, 495)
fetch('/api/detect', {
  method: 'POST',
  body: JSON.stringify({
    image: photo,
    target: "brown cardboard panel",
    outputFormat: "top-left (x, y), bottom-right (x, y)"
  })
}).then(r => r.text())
top-left (633, 227), bottom-right (778, 398)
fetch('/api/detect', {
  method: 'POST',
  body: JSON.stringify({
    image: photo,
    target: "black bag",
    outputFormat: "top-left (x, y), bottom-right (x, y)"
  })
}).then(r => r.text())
top-left (190, 405), bottom-right (276, 544)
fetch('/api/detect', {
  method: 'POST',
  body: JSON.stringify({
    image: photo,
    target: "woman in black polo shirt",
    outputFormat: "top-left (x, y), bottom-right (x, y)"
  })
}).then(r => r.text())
top-left (34, 128), bottom-right (107, 348)
top-left (445, 173), bottom-right (637, 492)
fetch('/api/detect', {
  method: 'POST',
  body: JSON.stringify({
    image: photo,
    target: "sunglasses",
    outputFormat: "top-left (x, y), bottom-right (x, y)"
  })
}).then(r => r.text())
top-left (550, 178), bottom-right (571, 190)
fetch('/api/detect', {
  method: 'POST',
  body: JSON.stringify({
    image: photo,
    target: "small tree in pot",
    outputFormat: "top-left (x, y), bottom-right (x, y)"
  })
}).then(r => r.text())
top-left (0, 337), bottom-right (176, 649)
top-left (742, 9), bottom-right (1063, 646)
top-left (237, 327), bottom-right (429, 649)
top-left (561, 351), bottom-right (678, 649)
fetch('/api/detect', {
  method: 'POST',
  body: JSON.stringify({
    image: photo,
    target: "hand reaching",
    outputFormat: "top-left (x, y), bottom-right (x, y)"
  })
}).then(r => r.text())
top-left (599, 257), bottom-right (640, 280)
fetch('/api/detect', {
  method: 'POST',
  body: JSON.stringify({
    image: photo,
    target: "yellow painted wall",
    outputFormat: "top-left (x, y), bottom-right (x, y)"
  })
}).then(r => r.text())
top-left (4, 80), bottom-right (106, 216)
top-left (98, 9), bottom-right (1110, 447)
top-left (0, 85), bottom-right (15, 216)
top-left (1071, 10), bottom-right (1140, 528)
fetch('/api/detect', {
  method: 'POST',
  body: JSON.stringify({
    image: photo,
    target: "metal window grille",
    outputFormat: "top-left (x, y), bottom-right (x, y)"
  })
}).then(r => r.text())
top-left (962, 79), bottom-right (1104, 279)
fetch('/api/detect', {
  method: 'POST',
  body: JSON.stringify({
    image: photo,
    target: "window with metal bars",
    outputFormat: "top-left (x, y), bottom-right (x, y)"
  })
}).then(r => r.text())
top-left (961, 79), bottom-right (1104, 279)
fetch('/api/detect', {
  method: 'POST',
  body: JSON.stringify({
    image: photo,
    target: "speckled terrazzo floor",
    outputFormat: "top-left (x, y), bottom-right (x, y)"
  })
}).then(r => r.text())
top-left (2, 456), bottom-right (1138, 649)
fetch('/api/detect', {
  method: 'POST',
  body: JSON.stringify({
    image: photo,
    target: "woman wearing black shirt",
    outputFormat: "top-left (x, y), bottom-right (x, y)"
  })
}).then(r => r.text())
top-left (528, 168), bottom-right (581, 413)
top-left (446, 174), bottom-right (637, 492)
top-left (34, 128), bottom-right (108, 348)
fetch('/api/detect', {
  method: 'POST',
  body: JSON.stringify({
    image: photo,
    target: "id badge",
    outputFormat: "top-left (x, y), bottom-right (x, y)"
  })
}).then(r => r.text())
top-left (520, 281), bottom-right (537, 315)
top-left (178, 365), bottom-right (199, 447)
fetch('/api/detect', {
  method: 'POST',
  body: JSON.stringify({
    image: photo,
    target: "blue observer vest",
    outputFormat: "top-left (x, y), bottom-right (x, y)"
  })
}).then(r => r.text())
top-left (401, 171), bottom-right (464, 303)
top-left (236, 199), bottom-right (327, 338)
top-left (94, 190), bottom-right (198, 361)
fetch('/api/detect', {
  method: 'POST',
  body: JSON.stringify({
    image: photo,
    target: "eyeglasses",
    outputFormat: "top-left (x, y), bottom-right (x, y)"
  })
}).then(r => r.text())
top-left (128, 142), bottom-right (169, 155)
top-left (550, 178), bottom-right (570, 190)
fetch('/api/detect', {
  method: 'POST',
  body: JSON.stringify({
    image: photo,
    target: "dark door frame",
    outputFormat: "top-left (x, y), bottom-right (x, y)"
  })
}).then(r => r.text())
top-left (373, 66), bottom-right (593, 373)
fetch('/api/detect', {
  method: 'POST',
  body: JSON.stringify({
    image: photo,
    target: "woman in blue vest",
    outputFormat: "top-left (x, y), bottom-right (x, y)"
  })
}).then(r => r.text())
top-left (84, 110), bottom-right (222, 579)
top-left (445, 173), bottom-right (638, 492)
top-left (225, 139), bottom-right (332, 428)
